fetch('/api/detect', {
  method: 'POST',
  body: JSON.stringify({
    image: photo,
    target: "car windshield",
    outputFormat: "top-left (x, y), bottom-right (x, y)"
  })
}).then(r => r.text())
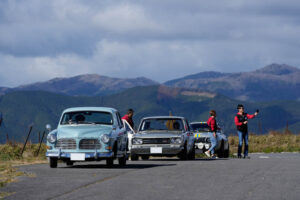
top-left (190, 123), bottom-right (210, 132)
top-left (139, 118), bottom-right (184, 132)
top-left (60, 111), bottom-right (113, 125)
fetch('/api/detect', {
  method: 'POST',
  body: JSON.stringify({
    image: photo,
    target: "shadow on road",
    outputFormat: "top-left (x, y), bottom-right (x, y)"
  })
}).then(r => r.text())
top-left (59, 163), bottom-right (176, 169)
top-left (139, 158), bottom-right (229, 161)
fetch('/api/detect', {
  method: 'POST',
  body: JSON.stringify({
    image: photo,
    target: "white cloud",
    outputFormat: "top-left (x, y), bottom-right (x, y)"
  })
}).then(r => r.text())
top-left (0, 0), bottom-right (300, 87)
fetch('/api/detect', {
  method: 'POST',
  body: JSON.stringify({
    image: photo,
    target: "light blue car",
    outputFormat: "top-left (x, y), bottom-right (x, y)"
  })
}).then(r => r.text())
top-left (46, 107), bottom-right (128, 168)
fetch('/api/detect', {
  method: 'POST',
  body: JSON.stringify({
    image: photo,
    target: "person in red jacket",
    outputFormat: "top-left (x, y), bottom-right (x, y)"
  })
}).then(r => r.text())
top-left (122, 109), bottom-right (134, 128)
top-left (235, 104), bottom-right (258, 159)
top-left (205, 110), bottom-right (218, 158)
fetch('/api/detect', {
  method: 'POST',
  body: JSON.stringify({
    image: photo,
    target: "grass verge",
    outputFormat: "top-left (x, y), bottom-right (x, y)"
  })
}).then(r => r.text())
top-left (0, 143), bottom-right (47, 197)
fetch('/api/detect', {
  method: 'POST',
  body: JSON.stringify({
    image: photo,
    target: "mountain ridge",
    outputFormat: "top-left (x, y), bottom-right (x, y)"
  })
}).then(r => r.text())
top-left (165, 63), bottom-right (300, 101)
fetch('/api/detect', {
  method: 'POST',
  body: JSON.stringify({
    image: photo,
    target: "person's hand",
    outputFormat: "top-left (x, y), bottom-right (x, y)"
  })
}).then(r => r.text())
top-left (213, 132), bottom-right (216, 137)
top-left (254, 112), bottom-right (258, 116)
top-left (243, 121), bottom-right (248, 124)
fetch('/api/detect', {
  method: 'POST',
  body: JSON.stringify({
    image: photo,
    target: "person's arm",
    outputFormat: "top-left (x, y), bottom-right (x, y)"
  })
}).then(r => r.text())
top-left (234, 116), bottom-right (243, 126)
top-left (247, 113), bottom-right (256, 119)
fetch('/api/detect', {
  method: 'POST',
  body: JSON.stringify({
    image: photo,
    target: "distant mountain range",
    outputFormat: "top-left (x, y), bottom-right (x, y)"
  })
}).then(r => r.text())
top-left (0, 85), bottom-right (299, 143)
top-left (165, 63), bottom-right (300, 101)
top-left (2, 74), bottom-right (159, 96)
top-left (0, 63), bottom-right (299, 101)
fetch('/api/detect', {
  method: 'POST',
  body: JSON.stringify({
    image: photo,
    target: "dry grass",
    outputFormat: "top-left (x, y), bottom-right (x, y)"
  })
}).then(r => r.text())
top-left (229, 130), bottom-right (300, 155)
top-left (0, 143), bottom-right (47, 193)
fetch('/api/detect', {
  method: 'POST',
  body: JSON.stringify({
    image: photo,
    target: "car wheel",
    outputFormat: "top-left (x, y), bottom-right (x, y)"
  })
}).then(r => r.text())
top-left (141, 155), bottom-right (150, 160)
top-left (118, 156), bottom-right (127, 166)
top-left (106, 158), bottom-right (114, 167)
top-left (188, 146), bottom-right (196, 160)
top-left (178, 143), bottom-right (188, 160)
top-left (66, 161), bottom-right (74, 166)
top-left (224, 143), bottom-right (230, 158)
top-left (131, 153), bottom-right (139, 161)
top-left (217, 140), bottom-right (225, 158)
top-left (49, 157), bottom-right (58, 168)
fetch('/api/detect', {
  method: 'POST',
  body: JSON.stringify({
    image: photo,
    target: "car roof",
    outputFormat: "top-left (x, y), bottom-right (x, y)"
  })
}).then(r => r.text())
top-left (62, 107), bottom-right (117, 113)
top-left (141, 116), bottom-right (185, 120)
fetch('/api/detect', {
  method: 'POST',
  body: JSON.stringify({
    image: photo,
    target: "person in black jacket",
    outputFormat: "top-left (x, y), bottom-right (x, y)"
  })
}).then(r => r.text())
top-left (234, 104), bottom-right (258, 159)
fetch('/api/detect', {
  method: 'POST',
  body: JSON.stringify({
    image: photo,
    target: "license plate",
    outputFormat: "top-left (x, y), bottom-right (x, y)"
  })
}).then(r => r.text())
top-left (71, 153), bottom-right (85, 161)
top-left (150, 147), bottom-right (162, 154)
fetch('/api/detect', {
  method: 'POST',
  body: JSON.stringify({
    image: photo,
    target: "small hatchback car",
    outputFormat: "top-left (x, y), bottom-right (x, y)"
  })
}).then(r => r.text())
top-left (190, 122), bottom-right (229, 158)
top-left (130, 116), bottom-right (195, 160)
top-left (46, 107), bottom-right (128, 168)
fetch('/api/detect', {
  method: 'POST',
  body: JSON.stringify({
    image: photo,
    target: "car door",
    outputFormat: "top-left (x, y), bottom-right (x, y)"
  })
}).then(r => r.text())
top-left (116, 112), bottom-right (127, 153)
top-left (122, 119), bottom-right (135, 151)
top-left (184, 119), bottom-right (194, 152)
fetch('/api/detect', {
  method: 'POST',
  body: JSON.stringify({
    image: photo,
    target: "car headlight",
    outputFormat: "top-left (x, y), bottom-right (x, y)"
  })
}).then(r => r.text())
top-left (132, 138), bottom-right (143, 145)
top-left (101, 134), bottom-right (110, 144)
top-left (47, 134), bottom-right (57, 143)
top-left (205, 143), bottom-right (210, 149)
top-left (170, 137), bottom-right (182, 144)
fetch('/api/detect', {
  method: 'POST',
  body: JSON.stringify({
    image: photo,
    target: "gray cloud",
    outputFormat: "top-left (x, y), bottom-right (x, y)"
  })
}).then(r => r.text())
top-left (0, 0), bottom-right (300, 87)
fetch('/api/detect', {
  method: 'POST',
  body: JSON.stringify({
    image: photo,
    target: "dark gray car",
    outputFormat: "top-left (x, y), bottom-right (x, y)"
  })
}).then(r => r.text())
top-left (130, 116), bottom-right (195, 160)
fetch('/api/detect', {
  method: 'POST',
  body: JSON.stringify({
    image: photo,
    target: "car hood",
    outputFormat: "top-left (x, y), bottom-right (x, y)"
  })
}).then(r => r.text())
top-left (57, 125), bottom-right (112, 138)
top-left (134, 131), bottom-right (182, 138)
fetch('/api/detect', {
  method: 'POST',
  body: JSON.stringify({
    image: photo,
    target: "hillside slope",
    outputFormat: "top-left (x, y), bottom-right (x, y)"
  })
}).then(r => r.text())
top-left (165, 64), bottom-right (300, 101)
top-left (0, 85), bottom-right (299, 143)
top-left (6, 74), bottom-right (159, 96)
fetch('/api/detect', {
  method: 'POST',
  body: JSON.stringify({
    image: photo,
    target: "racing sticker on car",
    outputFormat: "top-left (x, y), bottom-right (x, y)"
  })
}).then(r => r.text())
top-left (194, 133), bottom-right (200, 138)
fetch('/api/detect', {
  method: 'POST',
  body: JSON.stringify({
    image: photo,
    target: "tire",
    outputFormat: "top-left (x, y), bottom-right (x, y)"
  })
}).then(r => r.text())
top-left (118, 156), bottom-right (127, 166)
top-left (141, 155), bottom-right (150, 160)
top-left (178, 143), bottom-right (188, 160)
top-left (131, 154), bottom-right (139, 161)
top-left (66, 161), bottom-right (74, 166)
top-left (217, 140), bottom-right (225, 158)
top-left (49, 157), bottom-right (58, 168)
top-left (224, 143), bottom-right (230, 158)
top-left (188, 146), bottom-right (196, 160)
top-left (106, 158), bottom-right (114, 167)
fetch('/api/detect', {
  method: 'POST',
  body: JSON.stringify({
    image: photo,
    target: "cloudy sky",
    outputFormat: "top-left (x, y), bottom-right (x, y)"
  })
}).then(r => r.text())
top-left (0, 0), bottom-right (300, 87)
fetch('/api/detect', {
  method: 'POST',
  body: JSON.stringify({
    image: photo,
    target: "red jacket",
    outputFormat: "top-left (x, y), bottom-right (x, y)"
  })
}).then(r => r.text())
top-left (234, 112), bottom-right (255, 132)
top-left (207, 116), bottom-right (217, 132)
top-left (122, 114), bottom-right (134, 128)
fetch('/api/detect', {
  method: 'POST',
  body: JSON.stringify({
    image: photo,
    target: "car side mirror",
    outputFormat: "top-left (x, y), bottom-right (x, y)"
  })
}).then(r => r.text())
top-left (46, 124), bottom-right (52, 131)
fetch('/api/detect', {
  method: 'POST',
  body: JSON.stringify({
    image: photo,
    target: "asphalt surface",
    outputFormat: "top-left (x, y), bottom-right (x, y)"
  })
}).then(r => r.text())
top-left (1, 153), bottom-right (300, 200)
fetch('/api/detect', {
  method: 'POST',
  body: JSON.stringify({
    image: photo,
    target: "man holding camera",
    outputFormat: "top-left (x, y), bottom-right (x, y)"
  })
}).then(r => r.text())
top-left (234, 104), bottom-right (259, 159)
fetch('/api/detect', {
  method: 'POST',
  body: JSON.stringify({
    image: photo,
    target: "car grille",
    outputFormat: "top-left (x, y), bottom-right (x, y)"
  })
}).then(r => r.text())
top-left (56, 138), bottom-right (76, 149)
top-left (79, 139), bottom-right (101, 149)
top-left (143, 138), bottom-right (170, 144)
top-left (195, 137), bottom-right (210, 143)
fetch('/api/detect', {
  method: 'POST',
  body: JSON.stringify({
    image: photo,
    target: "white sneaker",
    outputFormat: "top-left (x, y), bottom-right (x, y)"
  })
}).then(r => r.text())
top-left (205, 151), bottom-right (210, 157)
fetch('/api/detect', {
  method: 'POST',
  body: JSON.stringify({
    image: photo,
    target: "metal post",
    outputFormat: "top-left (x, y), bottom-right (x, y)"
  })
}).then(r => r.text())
top-left (36, 131), bottom-right (46, 156)
top-left (6, 133), bottom-right (9, 144)
top-left (38, 131), bottom-right (40, 143)
top-left (21, 125), bottom-right (33, 157)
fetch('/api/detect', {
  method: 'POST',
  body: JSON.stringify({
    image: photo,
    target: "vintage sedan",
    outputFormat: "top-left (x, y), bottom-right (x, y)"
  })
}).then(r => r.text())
top-left (190, 122), bottom-right (229, 158)
top-left (46, 107), bottom-right (128, 168)
top-left (131, 116), bottom-right (195, 160)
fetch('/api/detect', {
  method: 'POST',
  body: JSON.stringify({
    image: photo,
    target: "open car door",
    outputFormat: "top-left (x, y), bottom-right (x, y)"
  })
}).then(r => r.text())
top-left (122, 119), bottom-right (135, 151)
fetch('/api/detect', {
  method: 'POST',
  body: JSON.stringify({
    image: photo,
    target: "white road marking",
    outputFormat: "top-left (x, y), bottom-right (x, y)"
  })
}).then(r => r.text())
top-left (259, 156), bottom-right (269, 159)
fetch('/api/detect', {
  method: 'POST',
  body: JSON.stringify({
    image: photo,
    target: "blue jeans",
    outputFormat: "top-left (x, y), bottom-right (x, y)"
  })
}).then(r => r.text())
top-left (238, 131), bottom-right (248, 157)
top-left (208, 132), bottom-right (217, 155)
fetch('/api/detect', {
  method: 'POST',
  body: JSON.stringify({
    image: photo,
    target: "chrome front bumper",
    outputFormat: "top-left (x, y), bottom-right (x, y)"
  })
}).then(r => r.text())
top-left (46, 151), bottom-right (114, 159)
top-left (131, 144), bottom-right (183, 155)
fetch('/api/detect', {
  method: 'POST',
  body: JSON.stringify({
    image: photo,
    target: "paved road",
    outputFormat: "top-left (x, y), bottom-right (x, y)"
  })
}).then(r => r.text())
top-left (1, 153), bottom-right (300, 200)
